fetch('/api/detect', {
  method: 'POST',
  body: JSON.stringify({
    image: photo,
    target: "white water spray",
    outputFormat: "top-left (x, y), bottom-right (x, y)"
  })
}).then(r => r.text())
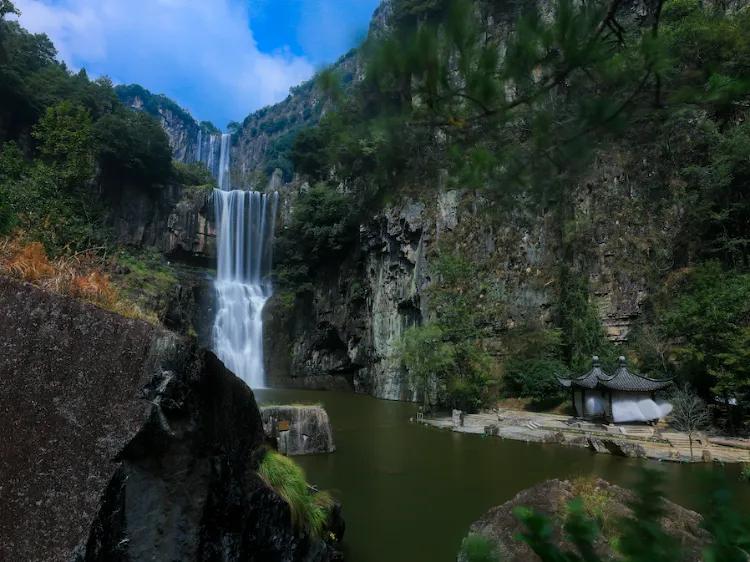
top-left (211, 133), bottom-right (278, 387)
top-left (217, 133), bottom-right (231, 191)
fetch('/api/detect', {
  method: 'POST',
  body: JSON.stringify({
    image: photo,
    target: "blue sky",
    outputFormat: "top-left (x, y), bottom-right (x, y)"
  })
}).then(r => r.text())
top-left (14, 0), bottom-right (380, 128)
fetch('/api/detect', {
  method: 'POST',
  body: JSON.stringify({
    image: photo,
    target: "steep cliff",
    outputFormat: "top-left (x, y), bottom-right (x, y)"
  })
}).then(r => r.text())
top-left (260, 0), bottom-right (684, 401)
top-left (115, 84), bottom-right (218, 165)
top-left (265, 145), bottom-right (679, 401)
top-left (0, 276), bottom-right (343, 561)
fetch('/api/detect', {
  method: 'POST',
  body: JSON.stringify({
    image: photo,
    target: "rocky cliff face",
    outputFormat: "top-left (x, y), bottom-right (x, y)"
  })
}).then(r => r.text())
top-left (256, 0), bottom-right (690, 401)
top-left (264, 141), bottom-right (681, 400)
top-left (104, 181), bottom-right (215, 263)
top-left (0, 276), bottom-right (342, 561)
top-left (115, 84), bottom-right (212, 165)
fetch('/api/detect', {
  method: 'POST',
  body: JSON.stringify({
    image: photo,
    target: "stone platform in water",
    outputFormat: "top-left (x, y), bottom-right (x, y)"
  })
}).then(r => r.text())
top-left (261, 405), bottom-right (336, 455)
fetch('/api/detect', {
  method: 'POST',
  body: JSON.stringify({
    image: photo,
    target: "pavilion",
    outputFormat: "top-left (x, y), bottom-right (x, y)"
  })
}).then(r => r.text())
top-left (557, 356), bottom-right (674, 423)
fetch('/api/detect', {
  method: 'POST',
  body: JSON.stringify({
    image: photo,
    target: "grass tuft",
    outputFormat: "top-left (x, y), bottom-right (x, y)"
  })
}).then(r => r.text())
top-left (257, 449), bottom-right (334, 539)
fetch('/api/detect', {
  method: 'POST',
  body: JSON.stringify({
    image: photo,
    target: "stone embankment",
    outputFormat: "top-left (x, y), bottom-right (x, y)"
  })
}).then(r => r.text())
top-left (422, 408), bottom-right (750, 464)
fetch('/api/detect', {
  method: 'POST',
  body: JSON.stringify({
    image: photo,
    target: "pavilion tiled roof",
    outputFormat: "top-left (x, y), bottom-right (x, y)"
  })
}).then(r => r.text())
top-left (557, 356), bottom-right (673, 392)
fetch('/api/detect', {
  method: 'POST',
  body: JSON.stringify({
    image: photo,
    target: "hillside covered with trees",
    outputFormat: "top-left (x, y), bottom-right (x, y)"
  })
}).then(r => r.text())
top-left (263, 0), bottom-right (750, 429)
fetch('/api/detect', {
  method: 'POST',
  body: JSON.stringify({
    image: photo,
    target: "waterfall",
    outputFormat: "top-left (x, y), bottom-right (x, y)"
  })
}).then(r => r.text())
top-left (206, 134), bottom-right (216, 177)
top-left (217, 133), bottom-right (231, 191)
top-left (211, 133), bottom-right (279, 387)
top-left (195, 128), bottom-right (202, 163)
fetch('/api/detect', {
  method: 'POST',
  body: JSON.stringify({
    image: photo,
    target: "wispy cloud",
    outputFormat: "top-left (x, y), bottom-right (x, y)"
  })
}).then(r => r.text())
top-left (14, 0), bottom-right (315, 127)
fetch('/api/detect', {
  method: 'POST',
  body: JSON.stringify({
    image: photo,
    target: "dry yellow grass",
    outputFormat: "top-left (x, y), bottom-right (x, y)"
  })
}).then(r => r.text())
top-left (0, 235), bottom-right (158, 323)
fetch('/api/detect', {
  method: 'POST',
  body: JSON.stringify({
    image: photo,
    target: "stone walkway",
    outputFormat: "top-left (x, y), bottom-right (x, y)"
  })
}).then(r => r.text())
top-left (420, 408), bottom-right (750, 464)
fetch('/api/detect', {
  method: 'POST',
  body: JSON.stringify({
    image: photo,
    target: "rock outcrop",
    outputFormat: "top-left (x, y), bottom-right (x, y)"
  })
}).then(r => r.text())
top-left (0, 276), bottom-right (342, 561)
top-left (261, 406), bottom-right (336, 456)
top-left (460, 479), bottom-right (710, 562)
top-left (104, 182), bottom-right (215, 264)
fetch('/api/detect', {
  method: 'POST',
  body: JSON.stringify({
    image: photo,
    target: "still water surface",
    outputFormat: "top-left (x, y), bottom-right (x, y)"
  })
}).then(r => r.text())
top-left (256, 389), bottom-right (749, 562)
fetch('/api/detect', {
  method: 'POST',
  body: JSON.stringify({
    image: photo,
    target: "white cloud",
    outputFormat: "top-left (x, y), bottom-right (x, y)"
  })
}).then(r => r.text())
top-left (13, 0), bottom-right (315, 127)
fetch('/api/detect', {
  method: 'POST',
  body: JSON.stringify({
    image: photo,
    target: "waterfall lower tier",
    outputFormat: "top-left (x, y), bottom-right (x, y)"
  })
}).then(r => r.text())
top-left (213, 281), bottom-right (268, 388)
top-left (212, 189), bottom-right (278, 388)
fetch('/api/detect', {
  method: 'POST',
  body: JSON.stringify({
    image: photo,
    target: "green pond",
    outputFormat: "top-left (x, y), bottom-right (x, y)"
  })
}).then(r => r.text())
top-left (256, 388), bottom-right (750, 562)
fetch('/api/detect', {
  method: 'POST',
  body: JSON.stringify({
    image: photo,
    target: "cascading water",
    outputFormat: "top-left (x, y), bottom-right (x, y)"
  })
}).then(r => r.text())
top-left (211, 132), bottom-right (278, 387)
top-left (217, 133), bottom-right (231, 191)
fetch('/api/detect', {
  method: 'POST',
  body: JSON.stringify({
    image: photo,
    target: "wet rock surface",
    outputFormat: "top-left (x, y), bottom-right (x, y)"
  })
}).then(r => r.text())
top-left (462, 478), bottom-right (710, 562)
top-left (0, 276), bottom-right (342, 562)
top-left (261, 405), bottom-right (336, 456)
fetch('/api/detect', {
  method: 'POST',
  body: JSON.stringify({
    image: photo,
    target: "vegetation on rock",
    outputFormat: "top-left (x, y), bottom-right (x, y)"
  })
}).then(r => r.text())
top-left (505, 470), bottom-right (750, 562)
top-left (257, 449), bottom-right (335, 539)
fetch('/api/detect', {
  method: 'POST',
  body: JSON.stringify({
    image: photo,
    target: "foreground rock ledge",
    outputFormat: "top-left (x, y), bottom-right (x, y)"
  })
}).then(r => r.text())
top-left (460, 479), bottom-right (709, 562)
top-left (0, 276), bottom-right (343, 562)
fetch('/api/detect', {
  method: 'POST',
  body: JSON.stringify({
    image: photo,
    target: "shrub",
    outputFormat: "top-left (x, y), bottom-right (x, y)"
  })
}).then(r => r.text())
top-left (400, 323), bottom-right (455, 410)
top-left (503, 358), bottom-right (569, 406)
top-left (458, 534), bottom-right (499, 562)
top-left (557, 267), bottom-right (615, 372)
top-left (660, 262), bottom-right (750, 403)
top-left (257, 450), bottom-right (334, 539)
top-left (172, 161), bottom-right (214, 187)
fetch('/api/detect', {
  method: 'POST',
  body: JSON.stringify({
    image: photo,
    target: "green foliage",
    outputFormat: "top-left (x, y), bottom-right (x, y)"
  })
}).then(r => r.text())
top-left (172, 161), bottom-right (215, 187)
top-left (458, 534), bottom-right (500, 562)
top-left (32, 101), bottom-right (94, 190)
top-left (114, 83), bottom-right (195, 128)
top-left (557, 267), bottom-right (614, 373)
top-left (700, 473), bottom-right (750, 562)
top-left (503, 359), bottom-right (569, 407)
top-left (505, 469), bottom-right (750, 562)
top-left (501, 328), bottom-right (570, 406)
top-left (275, 182), bottom-right (358, 289)
top-left (112, 248), bottom-right (179, 320)
top-left (514, 500), bottom-right (601, 562)
top-left (257, 450), bottom-right (334, 539)
top-left (660, 263), bottom-right (750, 403)
top-left (618, 470), bottom-right (681, 562)
top-left (740, 465), bottom-right (750, 483)
top-left (512, 470), bottom-right (678, 562)
top-left (0, 0), bottom-right (18, 17)
top-left (94, 109), bottom-right (172, 185)
top-left (398, 251), bottom-right (500, 412)
top-left (3, 163), bottom-right (106, 253)
top-left (429, 252), bottom-right (503, 342)
top-left (680, 120), bottom-right (750, 266)
top-left (399, 324), bottom-right (455, 410)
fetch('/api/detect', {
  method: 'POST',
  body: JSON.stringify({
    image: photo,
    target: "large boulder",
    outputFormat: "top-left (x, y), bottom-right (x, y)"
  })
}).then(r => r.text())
top-left (261, 405), bottom-right (336, 456)
top-left (0, 276), bottom-right (342, 561)
top-left (461, 478), bottom-right (710, 562)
